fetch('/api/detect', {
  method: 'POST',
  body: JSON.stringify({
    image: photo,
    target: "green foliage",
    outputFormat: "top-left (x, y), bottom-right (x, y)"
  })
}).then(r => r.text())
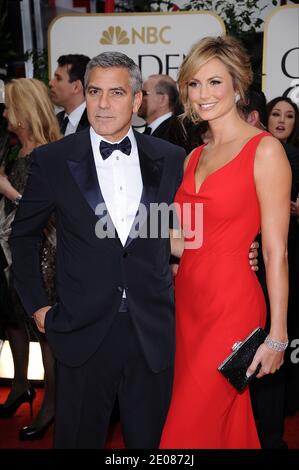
top-left (144, 0), bottom-right (177, 11)
top-left (24, 49), bottom-right (49, 85)
top-left (145, 0), bottom-right (278, 37)
top-left (184, 0), bottom-right (274, 36)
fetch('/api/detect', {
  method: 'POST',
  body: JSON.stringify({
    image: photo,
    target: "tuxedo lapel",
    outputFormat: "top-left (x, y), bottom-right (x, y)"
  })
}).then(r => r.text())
top-left (76, 109), bottom-right (89, 132)
top-left (125, 132), bottom-right (164, 248)
top-left (67, 130), bottom-right (118, 242)
top-left (67, 151), bottom-right (102, 214)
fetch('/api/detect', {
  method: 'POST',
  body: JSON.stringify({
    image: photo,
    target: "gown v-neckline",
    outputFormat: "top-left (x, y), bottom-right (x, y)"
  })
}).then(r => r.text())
top-left (193, 132), bottom-right (268, 194)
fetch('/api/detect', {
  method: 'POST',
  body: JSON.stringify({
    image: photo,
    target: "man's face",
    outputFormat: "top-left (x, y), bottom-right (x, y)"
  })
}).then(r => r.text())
top-left (137, 77), bottom-right (163, 123)
top-left (49, 64), bottom-right (76, 108)
top-left (86, 66), bottom-right (142, 142)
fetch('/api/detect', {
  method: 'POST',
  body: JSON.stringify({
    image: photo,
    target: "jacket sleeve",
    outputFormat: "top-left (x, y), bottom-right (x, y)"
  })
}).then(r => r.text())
top-left (9, 150), bottom-right (56, 316)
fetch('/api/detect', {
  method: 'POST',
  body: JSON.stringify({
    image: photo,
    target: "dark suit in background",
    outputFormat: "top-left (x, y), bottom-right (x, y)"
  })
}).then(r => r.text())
top-left (150, 116), bottom-right (174, 140)
top-left (56, 108), bottom-right (89, 134)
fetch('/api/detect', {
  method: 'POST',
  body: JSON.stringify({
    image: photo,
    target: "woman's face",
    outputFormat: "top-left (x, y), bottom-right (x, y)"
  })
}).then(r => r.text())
top-left (187, 58), bottom-right (236, 123)
top-left (3, 104), bottom-right (21, 134)
top-left (267, 100), bottom-right (296, 142)
top-left (2, 106), bottom-right (12, 131)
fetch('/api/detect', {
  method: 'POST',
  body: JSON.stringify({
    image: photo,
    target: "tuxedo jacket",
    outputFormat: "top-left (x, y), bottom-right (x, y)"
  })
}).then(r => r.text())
top-left (57, 108), bottom-right (89, 134)
top-left (9, 129), bottom-right (185, 370)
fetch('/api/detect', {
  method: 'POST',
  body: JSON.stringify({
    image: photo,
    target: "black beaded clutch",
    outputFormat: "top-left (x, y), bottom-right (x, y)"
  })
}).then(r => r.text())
top-left (218, 327), bottom-right (267, 392)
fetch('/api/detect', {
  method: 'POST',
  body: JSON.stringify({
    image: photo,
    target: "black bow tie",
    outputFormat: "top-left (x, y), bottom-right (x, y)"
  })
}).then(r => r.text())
top-left (100, 136), bottom-right (131, 160)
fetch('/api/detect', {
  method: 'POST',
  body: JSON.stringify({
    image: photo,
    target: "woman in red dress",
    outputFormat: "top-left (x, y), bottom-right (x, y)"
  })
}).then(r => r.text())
top-left (160, 36), bottom-right (291, 449)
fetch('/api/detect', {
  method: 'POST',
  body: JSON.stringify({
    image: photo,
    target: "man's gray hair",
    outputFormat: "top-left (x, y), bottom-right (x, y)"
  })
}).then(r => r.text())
top-left (85, 52), bottom-right (142, 95)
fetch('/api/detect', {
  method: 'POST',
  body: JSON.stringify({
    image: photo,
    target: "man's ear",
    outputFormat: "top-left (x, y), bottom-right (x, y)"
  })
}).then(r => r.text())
top-left (159, 93), bottom-right (169, 108)
top-left (246, 110), bottom-right (260, 127)
top-left (72, 80), bottom-right (83, 95)
top-left (133, 90), bottom-right (143, 113)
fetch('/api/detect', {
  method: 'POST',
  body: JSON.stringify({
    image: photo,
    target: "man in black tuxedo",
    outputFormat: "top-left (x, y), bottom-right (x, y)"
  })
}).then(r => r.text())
top-left (9, 52), bottom-right (185, 449)
top-left (49, 54), bottom-right (90, 135)
top-left (137, 74), bottom-right (179, 140)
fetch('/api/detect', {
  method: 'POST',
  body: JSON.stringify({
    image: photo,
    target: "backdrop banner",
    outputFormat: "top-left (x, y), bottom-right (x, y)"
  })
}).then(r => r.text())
top-left (263, 5), bottom-right (299, 103)
top-left (48, 11), bottom-right (225, 80)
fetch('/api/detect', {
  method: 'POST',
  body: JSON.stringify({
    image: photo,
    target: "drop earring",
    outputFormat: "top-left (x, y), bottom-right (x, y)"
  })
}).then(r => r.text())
top-left (234, 93), bottom-right (240, 103)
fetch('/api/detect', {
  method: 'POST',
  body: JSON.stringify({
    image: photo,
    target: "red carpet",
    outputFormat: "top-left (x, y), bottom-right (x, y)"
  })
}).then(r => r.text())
top-left (0, 386), bottom-right (298, 449)
top-left (0, 387), bottom-right (124, 449)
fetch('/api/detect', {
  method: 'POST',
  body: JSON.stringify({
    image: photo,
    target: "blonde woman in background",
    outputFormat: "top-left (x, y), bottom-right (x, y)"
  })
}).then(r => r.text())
top-left (0, 78), bottom-right (61, 440)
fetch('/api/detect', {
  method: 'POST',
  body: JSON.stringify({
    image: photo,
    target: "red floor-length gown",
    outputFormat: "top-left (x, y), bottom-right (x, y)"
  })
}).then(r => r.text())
top-left (160, 132), bottom-right (270, 449)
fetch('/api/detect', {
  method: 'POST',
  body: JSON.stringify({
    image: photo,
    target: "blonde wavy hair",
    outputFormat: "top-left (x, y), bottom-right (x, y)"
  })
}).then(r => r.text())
top-left (178, 35), bottom-right (253, 124)
top-left (5, 78), bottom-right (61, 146)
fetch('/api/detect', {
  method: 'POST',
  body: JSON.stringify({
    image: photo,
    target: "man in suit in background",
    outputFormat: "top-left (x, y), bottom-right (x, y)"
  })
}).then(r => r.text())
top-left (137, 74), bottom-right (179, 139)
top-left (10, 52), bottom-right (185, 449)
top-left (49, 54), bottom-right (90, 135)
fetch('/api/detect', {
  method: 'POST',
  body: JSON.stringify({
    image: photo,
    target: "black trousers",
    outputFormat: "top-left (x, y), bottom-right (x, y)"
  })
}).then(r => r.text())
top-left (54, 311), bottom-right (173, 449)
top-left (250, 367), bottom-right (286, 449)
top-left (252, 249), bottom-right (287, 449)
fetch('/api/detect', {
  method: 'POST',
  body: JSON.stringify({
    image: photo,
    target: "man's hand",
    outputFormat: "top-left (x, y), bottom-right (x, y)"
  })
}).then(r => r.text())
top-left (249, 241), bottom-right (259, 272)
top-left (32, 306), bottom-right (52, 333)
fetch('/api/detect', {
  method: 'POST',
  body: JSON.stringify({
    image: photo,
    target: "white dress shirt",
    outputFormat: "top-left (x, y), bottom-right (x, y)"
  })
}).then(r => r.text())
top-left (64, 102), bottom-right (86, 136)
top-left (90, 126), bottom-right (143, 247)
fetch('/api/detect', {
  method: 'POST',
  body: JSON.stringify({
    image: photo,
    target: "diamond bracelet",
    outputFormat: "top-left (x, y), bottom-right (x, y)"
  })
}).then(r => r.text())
top-left (264, 335), bottom-right (289, 352)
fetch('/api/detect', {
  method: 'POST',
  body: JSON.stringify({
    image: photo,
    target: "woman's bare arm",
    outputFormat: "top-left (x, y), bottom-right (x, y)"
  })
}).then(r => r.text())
top-left (247, 135), bottom-right (291, 377)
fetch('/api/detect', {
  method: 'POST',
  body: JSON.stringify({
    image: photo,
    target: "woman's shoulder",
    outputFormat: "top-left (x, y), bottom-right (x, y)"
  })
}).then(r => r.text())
top-left (254, 133), bottom-right (291, 181)
top-left (255, 133), bottom-right (286, 161)
top-left (235, 128), bottom-right (280, 162)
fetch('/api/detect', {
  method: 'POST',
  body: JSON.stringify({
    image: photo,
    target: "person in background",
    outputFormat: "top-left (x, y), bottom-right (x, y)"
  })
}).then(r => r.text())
top-left (267, 97), bottom-right (299, 219)
top-left (49, 54), bottom-right (90, 135)
top-left (0, 78), bottom-right (61, 440)
top-left (160, 35), bottom-right (291, 449)
top-left (167, 115), bottom-right (206, 155)
top-left (137, 74), bottom-right (179, 139)
top-left (138, 73), bottom-right (205, 155)
top-left (267, 97), bottom-right (299, 149)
